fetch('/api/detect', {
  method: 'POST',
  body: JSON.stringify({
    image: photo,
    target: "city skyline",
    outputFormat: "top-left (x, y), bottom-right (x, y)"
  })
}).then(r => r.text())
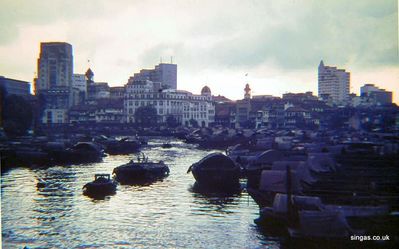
top-left (0, 0), bottom-right (397, 103)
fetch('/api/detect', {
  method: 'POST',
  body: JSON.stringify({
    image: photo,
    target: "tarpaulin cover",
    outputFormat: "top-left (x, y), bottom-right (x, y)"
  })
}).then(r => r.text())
top-left (271, 161), bottom-right (316, 184)
top-left (307, 153), bottom-right (336, 173)
top-left (259, 170), bottom-right (302, 193)
top-left (254, 150), bottom-right (284, 164)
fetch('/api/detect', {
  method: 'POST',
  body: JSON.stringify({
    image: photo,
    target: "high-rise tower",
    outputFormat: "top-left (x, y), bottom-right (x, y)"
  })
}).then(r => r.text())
top-left (36, 42), bottom-right (73, 92)
top-left (35, 42), bottom-right (74, 124)
top-left (318, 60), bottom-right (350, 105)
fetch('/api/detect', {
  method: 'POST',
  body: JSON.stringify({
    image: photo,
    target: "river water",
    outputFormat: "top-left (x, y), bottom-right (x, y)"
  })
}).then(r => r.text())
top-left (1, 139), bottom-right (281, 249)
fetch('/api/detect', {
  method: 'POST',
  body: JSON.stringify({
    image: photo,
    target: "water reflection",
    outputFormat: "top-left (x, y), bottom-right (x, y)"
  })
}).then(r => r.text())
top-left (2, 138), bottom-right (278, 249)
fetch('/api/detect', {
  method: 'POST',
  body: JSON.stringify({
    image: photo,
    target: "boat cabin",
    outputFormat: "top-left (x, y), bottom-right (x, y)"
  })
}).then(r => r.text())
top-left (94, 174), bottom-right (111, 181)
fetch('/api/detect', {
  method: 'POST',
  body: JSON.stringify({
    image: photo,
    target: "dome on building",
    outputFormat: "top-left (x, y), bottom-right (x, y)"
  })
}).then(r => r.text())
top-left (201, 85), bottom-right (211, 95)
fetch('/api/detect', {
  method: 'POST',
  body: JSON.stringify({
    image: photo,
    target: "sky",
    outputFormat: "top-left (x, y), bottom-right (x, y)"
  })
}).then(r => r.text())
top-left (0, 0), bottom-right (398, 103)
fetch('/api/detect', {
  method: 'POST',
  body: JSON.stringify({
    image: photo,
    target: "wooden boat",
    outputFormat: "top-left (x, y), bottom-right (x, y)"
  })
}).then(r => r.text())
top-left (83, 174), bottom-right (117, 197)
top-left (113, 153), bottom-right (170, 184)
top-left (51, 142), bottom-right (104, 164)
top-left (95, 136), bottom-right (141, 155)
top-left (187, 153), bottom-right (240, 190)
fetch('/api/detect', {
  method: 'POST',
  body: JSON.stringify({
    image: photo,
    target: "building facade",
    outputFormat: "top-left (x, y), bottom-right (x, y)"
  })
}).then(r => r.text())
top-left (128, 63), bottom-right (177, 90)
top-left (318, 60), bottom-right (350, 105)
top-left (0, 76), bottom-right (31, 97)
top-left (35, 42), bottom-right (74, 124)
top-left (124, 80), bottom-right (214, 127)
top-left (72, 74), bottom-right (87, 105)
top-left (360, 84), bottom-right (392, 105)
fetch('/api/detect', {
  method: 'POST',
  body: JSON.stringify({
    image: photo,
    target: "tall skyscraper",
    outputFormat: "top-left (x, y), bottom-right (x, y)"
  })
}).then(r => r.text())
top-left (36, 42), bottom-right (73, 92)
top-left (35, 42), bottom-right (73, 124)
top-left (318, 60), bottom-right (350, 105)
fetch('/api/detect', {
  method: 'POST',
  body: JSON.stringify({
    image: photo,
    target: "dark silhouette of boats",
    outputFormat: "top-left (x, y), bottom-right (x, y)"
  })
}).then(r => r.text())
top-left (83, 174), bottom-right (117, 197)
top-left (94, 136), bottom-right (141, 155)
top-left (113, 153), bottom-right (170, 184)
top-left (50, 142), bottom-right (104, 164)
top-left (187, 153), bottom-right (241, 190)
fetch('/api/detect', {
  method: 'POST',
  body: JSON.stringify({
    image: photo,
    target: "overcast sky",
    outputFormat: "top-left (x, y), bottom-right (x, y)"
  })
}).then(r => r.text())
top-left (0, 0), bottom-right (398, 103)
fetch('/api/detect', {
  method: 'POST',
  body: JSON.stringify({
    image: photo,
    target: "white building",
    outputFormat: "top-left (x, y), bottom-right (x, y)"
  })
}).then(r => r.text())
top-left (318, 60), bottom-right (350, 105)
top-left (360, 83), bottom-right (392, 106)
top-left (124, 80), bottom-right (214, 127)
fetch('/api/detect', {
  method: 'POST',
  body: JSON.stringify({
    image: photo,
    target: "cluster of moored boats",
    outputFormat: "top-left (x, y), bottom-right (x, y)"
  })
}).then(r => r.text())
top-left (0, 135), bottom-right (146, 169)
top-left (223, 129), bottom-right (399, 241)
top-left (3, 127), bottom-right (399, 243)
top-left (82, 153), bottom-right (170, 198)
top-left (83, 151), bottom-right (240, 198)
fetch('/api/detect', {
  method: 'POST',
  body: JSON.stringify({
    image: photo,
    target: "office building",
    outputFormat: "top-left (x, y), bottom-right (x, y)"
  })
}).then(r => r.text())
top-left (35, 42), bottom-right (73, 124)
top-left (128, 63), bottom-right (177, 90)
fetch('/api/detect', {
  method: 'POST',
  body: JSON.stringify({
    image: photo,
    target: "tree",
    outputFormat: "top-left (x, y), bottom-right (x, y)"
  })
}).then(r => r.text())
top-left (134, 106), bottom-right (159, 127)
top-left (3, 95), bottom-right (33, 136)
top-left (166, 115), bottom-right (179, 128)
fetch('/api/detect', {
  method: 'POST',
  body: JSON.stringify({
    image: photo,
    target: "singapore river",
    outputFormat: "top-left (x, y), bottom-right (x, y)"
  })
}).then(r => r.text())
top-left (1, 139), bottom-right (281, 249)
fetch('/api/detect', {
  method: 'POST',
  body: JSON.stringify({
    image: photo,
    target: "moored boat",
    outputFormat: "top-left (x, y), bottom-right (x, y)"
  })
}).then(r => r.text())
top-left (113, 153), bottom-right (170, 184)
top-left (51, 142), bottom-right (104, 164)
top-left (83, 174), bottom-right (117, 197)
top-left (187, 153), bottom-right (240, 190)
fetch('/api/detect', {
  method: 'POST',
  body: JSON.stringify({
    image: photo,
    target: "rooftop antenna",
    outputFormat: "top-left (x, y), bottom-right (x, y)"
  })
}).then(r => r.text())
top-left (160, 57), bottom-right (163, 63)
top-left (171, 56), bottom-right (173, 64)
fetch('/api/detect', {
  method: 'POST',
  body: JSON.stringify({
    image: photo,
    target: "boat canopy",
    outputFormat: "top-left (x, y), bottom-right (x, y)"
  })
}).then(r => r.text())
top-left (254, 150), bottom-right (284, 165)
top-left (259, 170), bottom-right (302, 194)
top-left (271, 161), bottom-right (316, 184)
top-left (73, 142), bottom-right (102, 152)
top-left (194, 153), bottom-right (236, 169)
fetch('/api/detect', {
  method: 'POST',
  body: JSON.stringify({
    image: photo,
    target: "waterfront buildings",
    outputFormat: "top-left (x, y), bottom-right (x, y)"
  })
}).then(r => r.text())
top-left (318, 60), bottom-right (350, 105)
top-left (124, 78), bottom-right (215, 127)
top-left (27, 41), bottom-right (396, 131)
top-left (0, 76), bottom-right (31, 97)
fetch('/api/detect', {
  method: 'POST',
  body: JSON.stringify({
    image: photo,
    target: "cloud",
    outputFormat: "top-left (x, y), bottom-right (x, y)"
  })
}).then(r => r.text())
top-left (0, 0), bottom-right (397, 102)
top-left (136, 0), bottom-right (397, 72)
top-left (0, 0), bottom-right (108, 45)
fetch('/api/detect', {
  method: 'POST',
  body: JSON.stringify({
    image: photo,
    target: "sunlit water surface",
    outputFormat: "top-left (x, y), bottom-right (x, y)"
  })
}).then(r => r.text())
top-left (2, 139), bottom-right (280, 249)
